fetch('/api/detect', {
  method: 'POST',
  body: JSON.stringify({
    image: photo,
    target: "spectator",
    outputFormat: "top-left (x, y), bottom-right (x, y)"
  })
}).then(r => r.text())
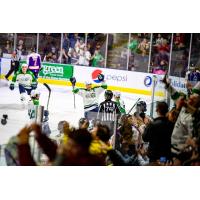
top-left (77, 47), bottom-right (85, 65)
top-left (67, 47), bottom-right (79, 64)
top-left (69, 33), bottom-right (79, 49)
top-left (58, 48), bottom-right (68, 63)
top-left (51, 54), bottom-right (58, 63)
top-left (53, 128), bottom-right (105, 165)
top-left (143, 101), bottom-right (174, 162)
top-left (2, 40), bottom-right (12, 55)
top-left (155, 34), bottom-right (164, 46)
top-left (17, 39), bottom-right (26, 56)
top-left (62, 34), bottom-right (70, 53)
top-left (153, 50), bottom-right (169, 74)
top-left (158, 39), bottom-right (170, 53)
top-left (128, 34), bottom-right (139, 54)
top-left (137, 38), bottom-right (149, 56)
top-left (84, 46), bottom-right (91, 66)
top-left (91, 50), bottom-right (104, 67)
top-left (75, 38), bottom-right (85, 54)
top-left (162, 76), bottom-right (200, 156)
top-left (174, 33), bottom-right (185, 50)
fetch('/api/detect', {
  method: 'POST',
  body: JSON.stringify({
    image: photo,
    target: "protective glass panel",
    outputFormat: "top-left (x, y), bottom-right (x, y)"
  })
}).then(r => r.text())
top-left (106, 33), bottom-right (129, 70)
top-left (128, 33), bottom-right (151, 72)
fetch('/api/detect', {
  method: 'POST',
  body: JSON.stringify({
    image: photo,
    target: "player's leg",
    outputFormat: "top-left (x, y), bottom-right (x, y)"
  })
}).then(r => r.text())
top-left (5, 65), bottom-right (15, 80)
top-left (18, 84), bottom-right (26, 104)
top-left (25, 88), bottom-right (33, 101)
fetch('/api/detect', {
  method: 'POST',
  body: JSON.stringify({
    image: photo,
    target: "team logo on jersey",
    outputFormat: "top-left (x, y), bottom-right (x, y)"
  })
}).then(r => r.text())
top-left (92, 69), bottom-right (103, 83)
top-left (144, 76), bottom-right (152, 87)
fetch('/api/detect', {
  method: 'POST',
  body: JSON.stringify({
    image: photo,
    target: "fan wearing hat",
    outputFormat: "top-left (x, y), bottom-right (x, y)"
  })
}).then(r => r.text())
top-left (72, 74), bottom-right (107, 120)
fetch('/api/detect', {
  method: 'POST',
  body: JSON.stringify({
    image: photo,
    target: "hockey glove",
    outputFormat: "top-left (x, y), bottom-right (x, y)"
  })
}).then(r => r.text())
top-left (72, 88), bottom-right (79, 94)
top-left (9, 83), bottom-right (14, 90)
top-left (70, 77), bottom-right (76, 87)
top-left (98, 73), bottom-right (105, 82)
top-left (44, 110), bottom-right (49, 117)
top-left (31, 82), bottom-right (37, 90)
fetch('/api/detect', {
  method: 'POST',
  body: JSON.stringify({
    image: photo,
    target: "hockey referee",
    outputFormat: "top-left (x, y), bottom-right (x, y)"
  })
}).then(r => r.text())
top-left (98, 90), bottom-right (120, 134)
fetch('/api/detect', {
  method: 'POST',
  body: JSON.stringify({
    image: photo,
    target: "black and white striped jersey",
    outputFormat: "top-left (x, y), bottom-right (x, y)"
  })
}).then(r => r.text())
top-left (98, 100), bottom-right (120, 121)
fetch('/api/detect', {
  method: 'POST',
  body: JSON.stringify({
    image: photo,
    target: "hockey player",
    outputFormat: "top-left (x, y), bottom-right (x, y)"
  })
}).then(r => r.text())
top-left (28, 90), bottom-right (40, 120)
top-left (28, 89), bottom-right (51, 135)
top-left (72, 74), bottom-right (107, 119)
top-left (185, 66), bottom-right (200, 96)
top-left (98, 90), bottom-right (120, 134)
top-left (9, 63), bottom-right (37, 104)
top-left (132, 101), bottom-right (152, 134)
top-left (27, 48), bottom-right (42, 78)
top-left (114, 91), bottom-right (126, 114)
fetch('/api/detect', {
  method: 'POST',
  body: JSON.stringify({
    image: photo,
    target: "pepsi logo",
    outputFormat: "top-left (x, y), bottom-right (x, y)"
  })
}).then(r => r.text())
top-left (92, 69), bottom-right (103, 83)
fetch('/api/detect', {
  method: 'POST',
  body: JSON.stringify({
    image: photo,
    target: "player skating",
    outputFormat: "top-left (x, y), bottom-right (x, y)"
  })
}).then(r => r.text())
top-left (27, 48), bottom-right (42, 78)
top-left (72, 74), bottom-right (107, 119)
top-left (9, 63), bottom-right (37, 105)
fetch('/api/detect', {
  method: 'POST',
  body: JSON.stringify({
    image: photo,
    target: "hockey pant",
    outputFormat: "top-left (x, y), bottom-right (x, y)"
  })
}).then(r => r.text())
top-left (19, 84), bottom-right (32, 102)
top-left (84, 107), bottom-right (99, 120)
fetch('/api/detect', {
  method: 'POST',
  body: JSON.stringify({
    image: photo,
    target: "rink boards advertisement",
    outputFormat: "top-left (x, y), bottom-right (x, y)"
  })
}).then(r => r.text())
top-left (73, 65), bottom-right (166, 97)
top-left (0, 58), bottom-right (187, 96)
top-left (0, 58), bottom-right (73, 81)
top-left (20, 61), bottom-right (74, 80)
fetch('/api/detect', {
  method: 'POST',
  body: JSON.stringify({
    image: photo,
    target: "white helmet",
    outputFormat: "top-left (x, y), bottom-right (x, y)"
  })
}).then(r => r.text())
top-left (30, 90), bottom-right (40, 98)
top-left (85, 81), bottom-right (92, 85)
top-left (21, 63), bottom-right (28, 68)
top-left (114, 91), bottom-right (121, 97)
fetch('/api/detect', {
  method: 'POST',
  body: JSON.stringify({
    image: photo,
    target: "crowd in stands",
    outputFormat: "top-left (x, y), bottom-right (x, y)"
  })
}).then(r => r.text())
top-left (0, 33), bottom-right (199, 76)
top-left (150, 34), bottom-right (171, 74)
top-left (43, 33), bottom-right (105, 67)
top-left (2, 76), bottom-right (200, 166)
top-left (0, 33), bottom-right (105, 68)
top-left (128, 34), bottom-right (150, 71)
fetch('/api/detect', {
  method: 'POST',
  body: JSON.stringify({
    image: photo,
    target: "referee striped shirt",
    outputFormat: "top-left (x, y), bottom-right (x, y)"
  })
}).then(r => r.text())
top-left (98, 100), bottom-right (120, 121)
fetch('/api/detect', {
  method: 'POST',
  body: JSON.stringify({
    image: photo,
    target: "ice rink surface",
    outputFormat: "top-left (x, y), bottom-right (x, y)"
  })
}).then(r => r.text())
top-left (0, 79), bottom-right (155, 146)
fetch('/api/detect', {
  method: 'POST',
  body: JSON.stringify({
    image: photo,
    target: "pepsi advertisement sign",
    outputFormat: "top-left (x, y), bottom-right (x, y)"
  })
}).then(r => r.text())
top-left (91, 69), bottom-right (103, 83)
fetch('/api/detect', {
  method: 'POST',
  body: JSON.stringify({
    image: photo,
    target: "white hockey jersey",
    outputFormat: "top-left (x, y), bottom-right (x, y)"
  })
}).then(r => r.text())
top-left (76, 86), bottom-right (105, 112)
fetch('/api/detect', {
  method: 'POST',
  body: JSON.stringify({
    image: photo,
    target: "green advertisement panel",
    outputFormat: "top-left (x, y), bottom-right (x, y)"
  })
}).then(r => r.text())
top-left (20, 61), bottom-right (73, 80)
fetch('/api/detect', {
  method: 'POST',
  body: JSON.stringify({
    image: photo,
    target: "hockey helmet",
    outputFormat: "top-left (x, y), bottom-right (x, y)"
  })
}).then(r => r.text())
top-left (85, 81), bottom-right (92, 85)
top-left (136, 101), bottom-right (147, 112)
top-left (105, 90), bottom-right (113, 100)
top-left (21, 63), bottom-right (28, 68)
top-left (78, 117), bottom-right (89, 128)
top-left (114, 91), bottom-right (121, 98)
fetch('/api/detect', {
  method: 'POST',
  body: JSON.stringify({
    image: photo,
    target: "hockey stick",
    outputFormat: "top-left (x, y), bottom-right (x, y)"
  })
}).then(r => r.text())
top-left (43, 83), bottom-right (51, 110)
top-left (127, 98), bottom-right (141, 115)
top-left (70, 77), bottom-right (76, 109)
